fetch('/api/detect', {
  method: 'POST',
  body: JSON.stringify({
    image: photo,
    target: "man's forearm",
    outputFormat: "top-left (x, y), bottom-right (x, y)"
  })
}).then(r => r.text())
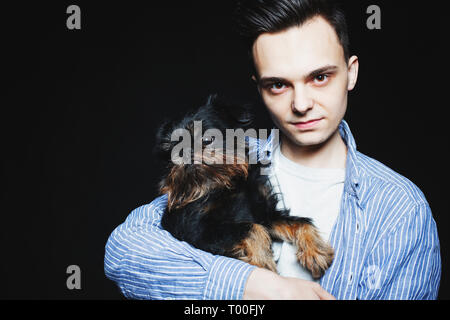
top-left (105, 197), bottom-right (255, 299)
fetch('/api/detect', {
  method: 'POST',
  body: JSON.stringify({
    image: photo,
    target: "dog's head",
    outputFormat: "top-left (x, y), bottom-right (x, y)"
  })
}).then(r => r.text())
top-left (155, 94), bottom-right (254, 211)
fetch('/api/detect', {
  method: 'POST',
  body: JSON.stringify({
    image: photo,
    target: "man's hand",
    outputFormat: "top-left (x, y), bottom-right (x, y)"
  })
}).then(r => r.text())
top-left (243, 267), bottom-right (336, 300)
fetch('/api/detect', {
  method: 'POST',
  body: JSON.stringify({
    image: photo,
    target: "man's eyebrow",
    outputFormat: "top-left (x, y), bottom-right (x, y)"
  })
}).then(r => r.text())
top-left (307, 65), bottom-right (339, 79)
top-left (257, 65), bottom-right (339, 87)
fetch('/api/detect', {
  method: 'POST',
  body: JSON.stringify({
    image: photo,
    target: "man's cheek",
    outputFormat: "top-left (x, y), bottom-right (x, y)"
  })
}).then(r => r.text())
top-left (317, 89), bottom-right (346, 115)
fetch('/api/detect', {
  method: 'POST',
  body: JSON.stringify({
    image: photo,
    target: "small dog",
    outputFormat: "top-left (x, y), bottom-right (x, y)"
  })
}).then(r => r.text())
top-left (155, 95), bottom-right (334, 278)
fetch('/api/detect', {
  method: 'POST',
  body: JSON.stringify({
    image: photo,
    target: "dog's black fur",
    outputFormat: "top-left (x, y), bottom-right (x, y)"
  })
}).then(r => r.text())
top-left (155, 95), bottom-right (334, 277)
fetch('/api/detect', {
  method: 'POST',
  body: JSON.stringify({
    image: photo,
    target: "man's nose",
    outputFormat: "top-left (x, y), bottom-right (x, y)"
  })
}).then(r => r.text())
top-left (291, 86), bottom-right (313, 114)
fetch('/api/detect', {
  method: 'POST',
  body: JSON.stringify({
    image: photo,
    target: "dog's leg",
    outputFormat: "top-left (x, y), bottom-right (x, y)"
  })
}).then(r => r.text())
top-left (269, 218), bottom-right (334, 278)
top-left (230, 224), bottom-right (277, 272)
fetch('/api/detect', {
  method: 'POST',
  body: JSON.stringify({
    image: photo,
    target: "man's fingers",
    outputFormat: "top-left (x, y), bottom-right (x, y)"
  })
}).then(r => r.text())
top-left (313, 285), bottom-right (336, 300)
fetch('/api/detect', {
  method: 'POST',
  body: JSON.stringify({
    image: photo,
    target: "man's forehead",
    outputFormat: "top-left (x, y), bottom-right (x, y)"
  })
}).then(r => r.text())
top-left (252, 16), bottom-right (345, 78)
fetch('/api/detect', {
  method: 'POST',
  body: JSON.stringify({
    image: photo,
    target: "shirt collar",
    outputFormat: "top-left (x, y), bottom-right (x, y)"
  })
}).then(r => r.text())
top-left (258, 120), bottom-right (362, 200)
top-left (339, 120), bottom-right (362, 200)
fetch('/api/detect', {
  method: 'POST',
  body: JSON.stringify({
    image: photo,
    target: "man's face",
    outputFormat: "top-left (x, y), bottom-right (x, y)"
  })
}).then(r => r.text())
top-left (252, 16), bottom-right (358, 148)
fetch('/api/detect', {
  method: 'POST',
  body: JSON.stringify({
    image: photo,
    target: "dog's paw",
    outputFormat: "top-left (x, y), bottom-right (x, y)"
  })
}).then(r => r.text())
top-left (232, 224), bottom-right (278, 273)
top-left (295, 226), bottom-right (334, 279)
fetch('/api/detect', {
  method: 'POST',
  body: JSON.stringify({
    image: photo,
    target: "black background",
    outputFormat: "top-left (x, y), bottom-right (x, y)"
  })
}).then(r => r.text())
top-left (2, 1), bottom-right (448, 299)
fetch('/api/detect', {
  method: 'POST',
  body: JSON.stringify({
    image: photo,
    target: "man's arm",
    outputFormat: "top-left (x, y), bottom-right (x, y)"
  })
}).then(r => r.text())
top-left (244, 268), bottom-right (336, 300)
top-left (358, 202), bottom-right (441, 300)
top-left (104, 195), bottom-right (255, 299)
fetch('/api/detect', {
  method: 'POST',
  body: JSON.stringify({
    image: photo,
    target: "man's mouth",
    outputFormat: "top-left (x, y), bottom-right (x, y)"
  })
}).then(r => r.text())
top-left (292, 118), bottom-right (324, 130)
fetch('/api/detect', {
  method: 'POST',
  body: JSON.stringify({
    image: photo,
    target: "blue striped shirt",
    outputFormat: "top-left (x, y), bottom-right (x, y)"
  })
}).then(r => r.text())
top-left (104, 120), bottom-right (441, 300)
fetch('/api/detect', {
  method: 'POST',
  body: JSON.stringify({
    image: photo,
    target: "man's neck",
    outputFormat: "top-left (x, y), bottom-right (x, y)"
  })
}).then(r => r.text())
top-left (280, 130), bottom-right (348, 170)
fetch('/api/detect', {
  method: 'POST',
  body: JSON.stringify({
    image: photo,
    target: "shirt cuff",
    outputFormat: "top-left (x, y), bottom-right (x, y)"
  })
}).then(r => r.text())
top-left (203, 255), bottom-right (256, 300)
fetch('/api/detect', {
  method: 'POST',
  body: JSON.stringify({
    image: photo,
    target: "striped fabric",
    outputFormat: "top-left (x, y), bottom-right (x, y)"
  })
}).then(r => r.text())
top-left (104, 120), bottom-right (441, 300)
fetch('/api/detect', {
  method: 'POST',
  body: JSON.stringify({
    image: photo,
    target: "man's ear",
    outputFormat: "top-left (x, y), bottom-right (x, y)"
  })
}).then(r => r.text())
top-left (251, 75), bottom-right (261, 94)
top-left (347, 55), bottom-right (359, 91)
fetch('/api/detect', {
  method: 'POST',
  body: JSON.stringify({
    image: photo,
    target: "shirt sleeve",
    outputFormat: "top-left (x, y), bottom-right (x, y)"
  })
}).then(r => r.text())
top-left (104, 195), bottom-right (256, 300)
top-left (358, 202), bottom-right (441, 300)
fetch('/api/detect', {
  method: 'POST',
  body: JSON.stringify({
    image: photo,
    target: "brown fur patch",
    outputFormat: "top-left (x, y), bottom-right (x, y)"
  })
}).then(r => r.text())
top-left (160, 165), bottom-right (210, 211)
top-left (270, 222), bottom-right (334, 278)
top-left (231, 224), bottom-right (277, 272)
top-left (160, 153), bottom-right (249, 211)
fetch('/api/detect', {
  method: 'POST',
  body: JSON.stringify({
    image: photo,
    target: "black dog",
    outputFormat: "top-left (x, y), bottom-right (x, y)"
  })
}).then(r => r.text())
top-left (155, 95), bottom-right (334, 278)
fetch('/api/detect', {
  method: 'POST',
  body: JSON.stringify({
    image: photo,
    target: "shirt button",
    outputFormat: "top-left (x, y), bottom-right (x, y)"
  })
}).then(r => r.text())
top-left (356, 223), bottom-right (360, 233)
top-left (348, 273), bottom-right (354, 285)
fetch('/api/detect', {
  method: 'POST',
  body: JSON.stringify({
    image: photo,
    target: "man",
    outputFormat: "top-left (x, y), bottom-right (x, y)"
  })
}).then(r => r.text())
top-left (104, 0), bottom-right (441, 300)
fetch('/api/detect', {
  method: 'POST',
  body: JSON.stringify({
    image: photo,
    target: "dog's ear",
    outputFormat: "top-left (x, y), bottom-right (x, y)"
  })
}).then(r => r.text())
top-left (205, 94), bottom-right (253, 128)
top-left (153, 118), bottom-right (175, 161)
top-left (205, 93), bottom-right (219, 108)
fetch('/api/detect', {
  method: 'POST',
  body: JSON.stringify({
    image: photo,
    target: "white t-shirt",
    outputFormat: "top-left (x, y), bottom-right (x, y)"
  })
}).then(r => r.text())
top-left (269, 144), bottom-right (345, 281)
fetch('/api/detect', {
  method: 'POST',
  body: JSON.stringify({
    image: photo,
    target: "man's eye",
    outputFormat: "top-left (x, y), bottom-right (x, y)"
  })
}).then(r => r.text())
top-left (266, 82), bottom-right (288, 94)
top-left (271, 82), bottom-right (286, 90)
top-left (314, 74), bottom-right (329, 84)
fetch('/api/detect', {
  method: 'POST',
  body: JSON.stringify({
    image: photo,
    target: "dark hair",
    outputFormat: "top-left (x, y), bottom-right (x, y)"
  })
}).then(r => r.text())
top-left (233, 0), bottom-right (350, 69)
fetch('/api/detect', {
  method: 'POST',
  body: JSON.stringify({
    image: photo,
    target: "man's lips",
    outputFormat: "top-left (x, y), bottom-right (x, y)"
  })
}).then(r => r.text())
top-left (292, 118), bottom-right (324, 130)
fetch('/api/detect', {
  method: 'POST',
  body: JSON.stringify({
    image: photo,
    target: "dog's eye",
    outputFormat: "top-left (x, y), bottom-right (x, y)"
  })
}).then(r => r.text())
top-left (202, 136), bottom-right (215, 145)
